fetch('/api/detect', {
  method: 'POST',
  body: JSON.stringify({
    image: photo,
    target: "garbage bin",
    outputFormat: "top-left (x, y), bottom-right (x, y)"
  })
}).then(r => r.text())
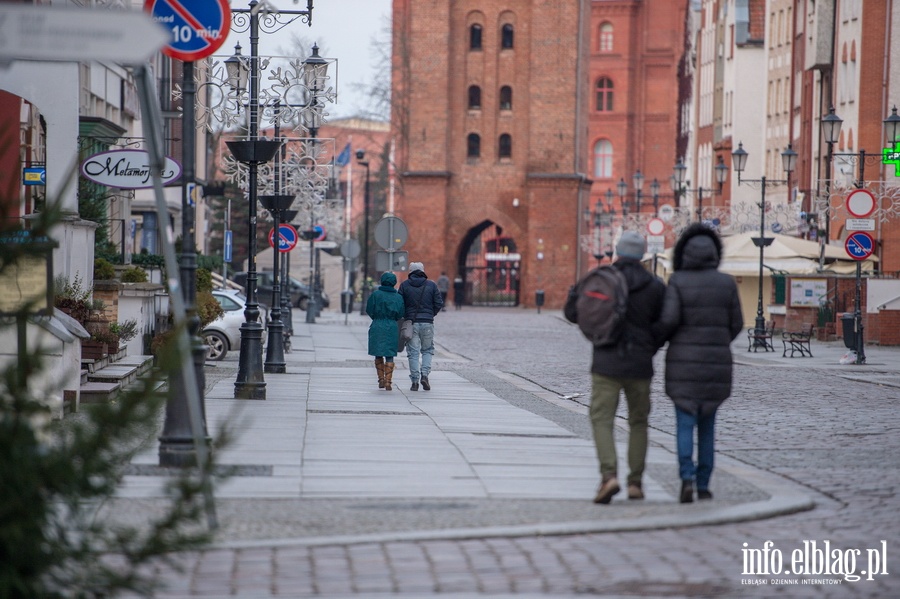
top-left (841, 313), bottom-right (857, 350)
top-left (340, 290), bottom-right (354, 314)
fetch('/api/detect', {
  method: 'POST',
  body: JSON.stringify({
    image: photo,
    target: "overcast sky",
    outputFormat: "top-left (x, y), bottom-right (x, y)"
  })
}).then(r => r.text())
top-left (223, 0), bottom-right (392, 120)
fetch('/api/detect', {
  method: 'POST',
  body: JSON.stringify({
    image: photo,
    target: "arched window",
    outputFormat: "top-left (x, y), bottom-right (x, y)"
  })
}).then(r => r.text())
top-left (593, 140), bottom-right (613, 178)
top-left (498, 134), bottom-right (512, 159)
top-left (599, 22), bottom-right (613, 52)
top-left (501, 24), bottom-right (514, 49)
top-left (468, 85), bottom-right (482, 109)
top-left (499, 86), bottom-right (512, 110)
top-left (470, 24), bottom-right (483, 50)
top-left (595, 77), bottom-right (614, 112)
top-left (467, 133), bottom-right (481, 158)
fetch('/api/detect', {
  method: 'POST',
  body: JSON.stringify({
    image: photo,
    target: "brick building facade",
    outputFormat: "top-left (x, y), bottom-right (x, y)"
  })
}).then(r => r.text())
top-left (389, 0), bottom-right (688, 308)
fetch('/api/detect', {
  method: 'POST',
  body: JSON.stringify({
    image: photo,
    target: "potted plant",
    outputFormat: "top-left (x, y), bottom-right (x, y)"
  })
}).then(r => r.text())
top-left (109, 319), bottom-right (138, 352)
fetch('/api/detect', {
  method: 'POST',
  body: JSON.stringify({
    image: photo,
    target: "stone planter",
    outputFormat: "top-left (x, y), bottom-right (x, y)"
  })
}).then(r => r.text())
top-left (81, 341), bottom-right (108, 361)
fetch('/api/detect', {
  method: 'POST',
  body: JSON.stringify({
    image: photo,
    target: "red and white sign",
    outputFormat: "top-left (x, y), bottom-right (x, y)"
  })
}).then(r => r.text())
top-left (268, 224), bottom-right (299, 253)
top-left (845, 189), bottom-right (877, 218)
top-left (646, 218), bottom-right (665, 236)
top-left (145, 0), bottom-right (230, 62)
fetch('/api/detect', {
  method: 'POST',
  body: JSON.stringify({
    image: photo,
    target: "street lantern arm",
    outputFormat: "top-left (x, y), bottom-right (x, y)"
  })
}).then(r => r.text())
top-left (731, 142), bottom-right (748, 175)
top-left (821, 106), bottom-right (843, 145)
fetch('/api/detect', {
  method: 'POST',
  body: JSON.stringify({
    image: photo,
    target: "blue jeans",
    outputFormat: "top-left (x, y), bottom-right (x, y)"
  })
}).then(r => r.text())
top-left (675, 407), bottom-right (717, 490)
top-left (407, 322), bottom-right (434, 382)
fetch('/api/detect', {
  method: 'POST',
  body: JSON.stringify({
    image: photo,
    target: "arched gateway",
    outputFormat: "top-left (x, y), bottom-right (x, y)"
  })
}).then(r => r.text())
top-left (457, 221), bottom-right (520, 307)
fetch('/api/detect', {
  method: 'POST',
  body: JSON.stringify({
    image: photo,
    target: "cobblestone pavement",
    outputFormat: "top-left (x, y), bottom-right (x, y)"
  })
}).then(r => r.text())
top-left (148, 308), bottom-right (899, 598)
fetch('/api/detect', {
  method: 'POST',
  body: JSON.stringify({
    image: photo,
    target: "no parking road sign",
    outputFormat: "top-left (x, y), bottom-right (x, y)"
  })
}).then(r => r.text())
top-left (845, 231), bottom-right (875, 261)
top-left (269, 224), bottom-right (299, 253)
top-left (145, 0), bottom-right (230, 61)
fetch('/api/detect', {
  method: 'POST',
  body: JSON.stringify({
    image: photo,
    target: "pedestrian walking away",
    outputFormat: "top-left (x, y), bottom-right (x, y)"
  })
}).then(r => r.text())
top-left (399, 262), bottom-right (443, 391)
top-left (366, 271), bottom-right (406, 391)
top-left (565, 231), bottom-right (665, 505)
top-left (436, 272), bottom-right (451, 311)
top-left (453, 275), bottom-right (465, 310)
top-left (654, 223), bottom-right (743, 504)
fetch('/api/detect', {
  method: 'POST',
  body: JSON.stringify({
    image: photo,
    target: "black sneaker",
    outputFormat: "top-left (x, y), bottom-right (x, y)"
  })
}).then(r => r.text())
top-left (697, 489), bottom-right (713, 500)
top-left (680, 480), bottom-right (694, 504)
top-left (420, 376), bottom-right (430, 391)
top-left (410, 381), bottom-right (419, 391)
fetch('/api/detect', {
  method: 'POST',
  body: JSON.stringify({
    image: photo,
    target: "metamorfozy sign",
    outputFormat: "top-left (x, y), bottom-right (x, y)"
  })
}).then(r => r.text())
top-left (81, 149), bottom-right (181, 189)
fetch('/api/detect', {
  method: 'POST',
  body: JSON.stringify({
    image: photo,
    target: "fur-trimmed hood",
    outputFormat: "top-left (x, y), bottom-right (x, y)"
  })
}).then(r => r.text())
top-left (672, 223), bottom-right (723, 271)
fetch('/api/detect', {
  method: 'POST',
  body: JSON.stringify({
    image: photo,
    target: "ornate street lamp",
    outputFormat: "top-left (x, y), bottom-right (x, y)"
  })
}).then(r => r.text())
top-left (632, 169), bottom-right (644, 214)
top-left (672, 157), bottom-right (728, 222)
top-left (732, 142), bottom-right (796, 348)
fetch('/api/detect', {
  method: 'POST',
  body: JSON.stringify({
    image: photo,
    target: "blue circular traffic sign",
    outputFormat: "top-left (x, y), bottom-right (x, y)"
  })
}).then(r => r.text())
top-left (269, 224), bottom-right (299, 253)
top-left (845, 231), bottom-right (875, 261)
top-left (145, 0), bottom-right (230, 62)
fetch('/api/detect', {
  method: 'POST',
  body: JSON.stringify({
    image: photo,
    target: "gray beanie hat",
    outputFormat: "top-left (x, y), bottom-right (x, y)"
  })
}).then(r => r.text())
top-left (616, 231), bottom-right (647, 260)
top-left (409, 262), bottom-right (425, 273)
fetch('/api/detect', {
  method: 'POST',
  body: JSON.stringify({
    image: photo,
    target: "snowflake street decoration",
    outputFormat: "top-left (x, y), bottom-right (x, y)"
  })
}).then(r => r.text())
top-left (192, 55), bottom-right (335, 135)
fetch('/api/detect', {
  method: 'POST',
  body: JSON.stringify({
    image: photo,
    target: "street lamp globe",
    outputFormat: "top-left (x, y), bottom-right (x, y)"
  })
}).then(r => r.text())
top-left (821, 106), bottom-right (843, 145)
top-left (781, 144), bottom-right (798, 174)
top-left (632, 170), bottom-right (644, 192)
top-left (649, 178), bottom-right (660, 198)
top-left (884, 106), bottom-right (900, 143)
top-left (617, 178), bottom-right (627, 200)
top-left (673, 160), bottom-right (687, 187)
top-left (731, 142), bottom-right (749, 174)
top-left (715, 157), bottom-right (729, 186)
top-left (224, 43), bottom-right (249, 91)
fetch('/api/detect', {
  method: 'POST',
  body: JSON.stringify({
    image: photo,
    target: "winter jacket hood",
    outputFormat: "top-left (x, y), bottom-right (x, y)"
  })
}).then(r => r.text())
top-left (672, 223), bottom-right (723, 271)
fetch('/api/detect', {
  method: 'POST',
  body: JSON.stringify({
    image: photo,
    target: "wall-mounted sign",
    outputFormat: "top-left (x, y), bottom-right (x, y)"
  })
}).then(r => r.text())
top-left (789, 278), bottom-right (827, 308)
top-left (23, 167), bottom-right (46, 186)
top-left (81, 149), bottom-right (181, 189)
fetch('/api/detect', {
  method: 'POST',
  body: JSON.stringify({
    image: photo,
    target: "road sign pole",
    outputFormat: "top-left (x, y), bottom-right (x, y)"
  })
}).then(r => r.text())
top-left (264, 196), bottom-right (286, 374)
top-left (855, 261), bottom-right (865, 364)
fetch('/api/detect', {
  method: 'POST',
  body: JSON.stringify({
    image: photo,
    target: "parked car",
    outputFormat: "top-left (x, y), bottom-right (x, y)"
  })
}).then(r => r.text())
top-left (202, 289), bottom-right (267, 361)
top-left (233, 271), bottom-right (329, 311)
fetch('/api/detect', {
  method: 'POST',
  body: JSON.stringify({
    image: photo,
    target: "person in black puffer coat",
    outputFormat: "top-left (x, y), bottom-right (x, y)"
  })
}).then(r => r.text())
top-left (655, 223), bottom-right (743, 504)
top-left (399, 262), bottom-right (444, 391)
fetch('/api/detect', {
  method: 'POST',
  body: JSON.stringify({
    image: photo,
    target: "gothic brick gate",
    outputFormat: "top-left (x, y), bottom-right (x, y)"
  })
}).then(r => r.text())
top-left (459, 222), bottom-right (520, 307)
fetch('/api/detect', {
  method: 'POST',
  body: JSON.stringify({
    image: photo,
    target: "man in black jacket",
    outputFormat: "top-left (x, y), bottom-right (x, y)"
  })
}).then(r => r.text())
top-left (399, 262), bottom-right (444, 391)
top-left (576, 232), bottom-right (666, 504)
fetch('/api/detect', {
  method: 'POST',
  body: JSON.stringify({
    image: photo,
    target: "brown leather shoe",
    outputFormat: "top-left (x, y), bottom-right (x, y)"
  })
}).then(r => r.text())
top-left (593, 477), bottom-right (620, 504)
top-left (627, 483), bottom-right (644, 500)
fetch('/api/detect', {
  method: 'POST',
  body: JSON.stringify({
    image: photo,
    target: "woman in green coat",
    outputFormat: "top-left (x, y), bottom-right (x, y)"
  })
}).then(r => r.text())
top-left (366, 271), bottom-right (406, 390)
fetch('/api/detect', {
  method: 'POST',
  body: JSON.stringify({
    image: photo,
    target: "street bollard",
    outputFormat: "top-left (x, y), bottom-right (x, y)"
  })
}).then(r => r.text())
top-left (535, 289), bottom-right (545, 314)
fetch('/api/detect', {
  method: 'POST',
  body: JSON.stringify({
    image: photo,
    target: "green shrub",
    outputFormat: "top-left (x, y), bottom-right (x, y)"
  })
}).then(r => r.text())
top-left (121, 266), bottom-right (149, 283)
top-left (197, 268), bottom-right (214, 293)
top-left (93, 258), bottom-right (116, 280)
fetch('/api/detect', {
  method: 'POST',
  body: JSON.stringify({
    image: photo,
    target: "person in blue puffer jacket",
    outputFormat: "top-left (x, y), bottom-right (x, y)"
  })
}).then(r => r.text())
top-left (398, 262), bottom-right (443, 391)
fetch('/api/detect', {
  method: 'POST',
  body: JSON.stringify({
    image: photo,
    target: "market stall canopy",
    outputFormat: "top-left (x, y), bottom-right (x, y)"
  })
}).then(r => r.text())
top-left (651, 232), bottom-right (877, 277)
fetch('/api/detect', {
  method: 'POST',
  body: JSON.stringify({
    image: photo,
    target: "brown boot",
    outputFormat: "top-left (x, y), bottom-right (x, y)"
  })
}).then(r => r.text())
top-left (383, 362), bottom-right (395, 390)
top-left (374, 357), bottom-right (385, 388)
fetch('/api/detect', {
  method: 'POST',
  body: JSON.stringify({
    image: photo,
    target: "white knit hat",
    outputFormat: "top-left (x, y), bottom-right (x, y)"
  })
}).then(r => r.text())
top-left (409, 262), bottom-right (425, 273)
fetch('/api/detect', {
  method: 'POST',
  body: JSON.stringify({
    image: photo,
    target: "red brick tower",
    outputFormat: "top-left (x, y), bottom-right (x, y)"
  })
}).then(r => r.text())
top-left (390, 0), bottom-right (592, 308)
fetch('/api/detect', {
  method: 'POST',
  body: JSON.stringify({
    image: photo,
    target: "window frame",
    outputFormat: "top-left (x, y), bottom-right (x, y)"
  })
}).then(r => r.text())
top-left (467, 133), bottom-right (481, 158)
top-left (595, 77), bottom-right (614, 112)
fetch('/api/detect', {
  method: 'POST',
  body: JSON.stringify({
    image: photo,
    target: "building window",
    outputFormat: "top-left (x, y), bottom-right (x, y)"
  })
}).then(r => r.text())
top-left (501, 24), bottom-right (514, 49)
top-left (593, 139), bottom-right (612, 178)
top-left (499, 86), bottom-right (512, 110)
top-left (470, 24), bottom-right (483, 50)
top-left (595, 77), bottom-right (614, 112)
top-left (468, 85), bottom-right (482, 109)
top-left (467, 133), bottom-right (481, 158)
top-left (599, 22), bottom-right (613, 52)
top-left (498, 134), bottom-right (512, 158)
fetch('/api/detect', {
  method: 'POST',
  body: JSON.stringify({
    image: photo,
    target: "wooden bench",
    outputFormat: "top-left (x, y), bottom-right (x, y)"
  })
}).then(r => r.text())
top-left (747, 320), bottom-right (775, 352)
top-left (782, 323), bottom-right (814, 358)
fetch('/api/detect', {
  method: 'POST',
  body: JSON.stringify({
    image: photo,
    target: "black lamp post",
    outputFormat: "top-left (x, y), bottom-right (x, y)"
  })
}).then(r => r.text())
top-left (225, 23), bottom-right (283, 400)
top-left (357, 149), bottom-right (371, 315)
top-left (301, 44), bottom-right (328, 324)
top-left (732, 142), bottom-right (797, 346)
top-left (633, 170), bottom-right (644, 214)
top-left (617, 178), bottom-right (629, 217)
top-left (650, 178), bottom-right (661, 216)
top-left (159, 55), bottom-right (207, 467)
top-left (281, 207), bottom-right (299, 348)
top-left (259, 193), bottom-right (293, 373)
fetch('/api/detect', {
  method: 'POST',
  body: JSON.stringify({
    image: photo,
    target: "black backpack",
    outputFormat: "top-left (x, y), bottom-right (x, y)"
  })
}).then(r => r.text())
top-left (564, 265), bottom-right (629, 347)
